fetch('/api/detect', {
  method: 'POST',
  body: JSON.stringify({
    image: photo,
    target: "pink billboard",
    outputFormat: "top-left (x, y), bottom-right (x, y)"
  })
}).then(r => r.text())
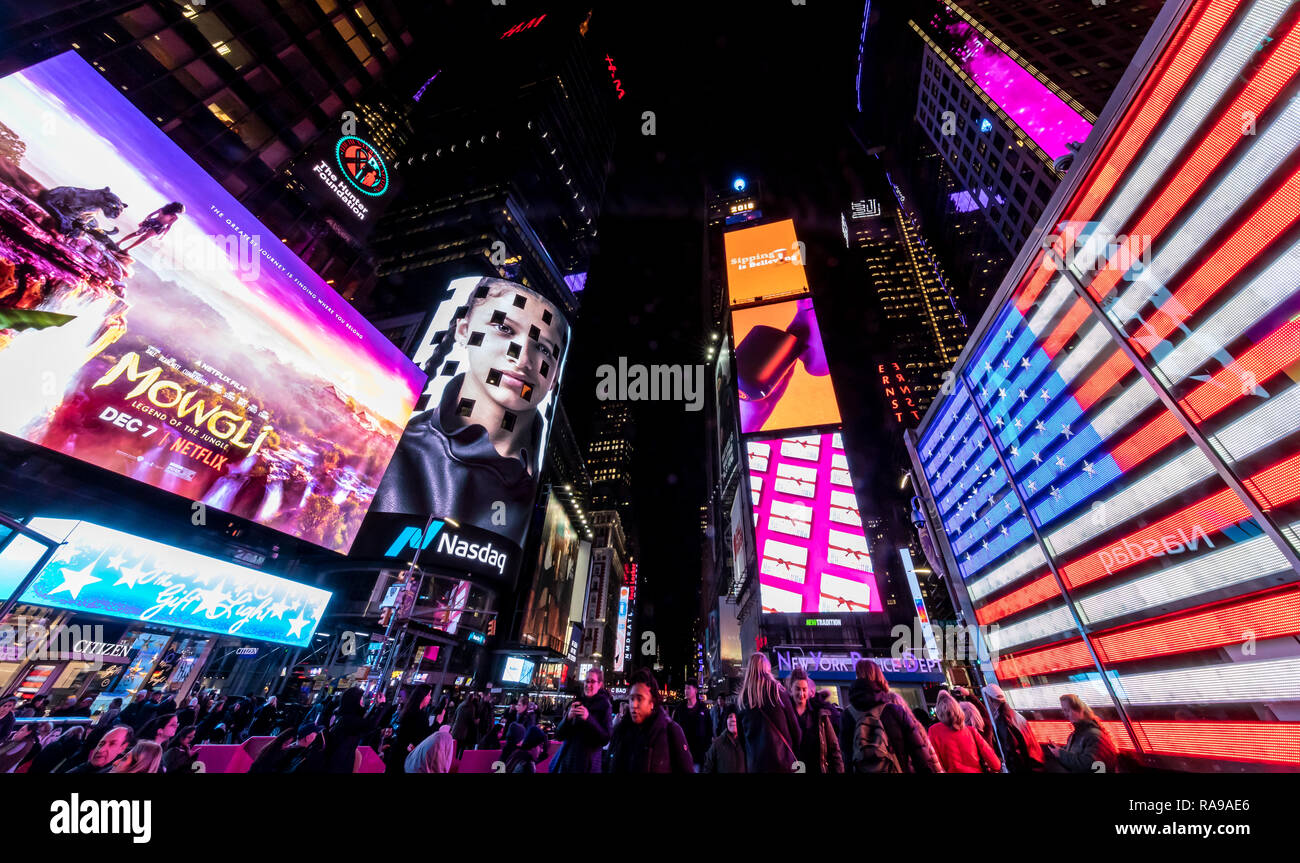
top-left (745, 432), bottom-right (881, 614)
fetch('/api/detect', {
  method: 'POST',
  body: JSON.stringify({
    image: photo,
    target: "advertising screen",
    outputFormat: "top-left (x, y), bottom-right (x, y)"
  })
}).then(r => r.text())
top-left (745, 432), bottom-right (881, 614)
top-left (613, 586), bottom-right (630, 672)
top-left (369, 276), bottom-right (569, 550)
top-left (0, 53), bottom-right (424, 554)
top-left (723, 219), bottom-right (807, 306)
top-left (912, 0), bottom-right (1300, 769)
top-left (520, 494), bottom-right (581, 655)
top-left (502, 655), bottom-right (536, 685)
top-left (18, 518), bottom-right (331, 647)
top-left (732, 298), bottom-right (841, 435)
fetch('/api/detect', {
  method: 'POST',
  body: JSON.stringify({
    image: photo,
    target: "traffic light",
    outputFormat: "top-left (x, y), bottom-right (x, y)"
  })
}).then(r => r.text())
top-left (486, 618), bottom-right (496, 636)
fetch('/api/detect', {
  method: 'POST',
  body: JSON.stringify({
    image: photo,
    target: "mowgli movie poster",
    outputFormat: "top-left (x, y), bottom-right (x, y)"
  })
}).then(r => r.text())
top-left (0, 53), bottom-right (424, 553)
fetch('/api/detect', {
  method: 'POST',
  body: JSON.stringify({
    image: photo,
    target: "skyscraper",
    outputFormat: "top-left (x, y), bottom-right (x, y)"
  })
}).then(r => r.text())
top-left (585, 401), bottom-right (636, 533)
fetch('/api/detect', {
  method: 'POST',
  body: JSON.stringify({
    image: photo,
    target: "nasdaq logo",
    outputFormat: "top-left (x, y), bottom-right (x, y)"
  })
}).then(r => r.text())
top-left (384, 521), bottom-right (446, 557)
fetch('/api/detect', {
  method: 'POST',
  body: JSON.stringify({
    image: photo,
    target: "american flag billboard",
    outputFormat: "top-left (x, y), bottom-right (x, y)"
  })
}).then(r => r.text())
top-left (910, 0), bottom-right (1300, 771)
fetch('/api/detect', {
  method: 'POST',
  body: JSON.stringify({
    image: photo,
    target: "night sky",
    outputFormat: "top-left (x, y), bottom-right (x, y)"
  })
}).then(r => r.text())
top-left (561, 1), bottom-right (891, 683)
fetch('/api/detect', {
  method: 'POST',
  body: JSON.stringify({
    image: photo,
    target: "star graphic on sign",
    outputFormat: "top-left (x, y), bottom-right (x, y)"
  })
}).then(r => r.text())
top-left (268, 599), bottom-right (291, 620)
top-left (1026, 480), bottom-right (1037, 492)
top-left (287, 611), bottom-right (310, 639)
top-left (1018, 389), bottom-right (1028, 402)
top-left (1008, 446), bottom-right (1019, 458)
top-left (1004, 500), bottom-right (1013, 511)
top-left (981, 388), bottom-right (989, 401)
top-left (49, 559), bottom-right (102, 600)
top-left (975, 438), bottom-right (984, 450)
top-left (114, 562), bottom-right (151, 589)
top-left (1082, 461), bottom-right (1096, 476)
top-left (194, 586), bottom-right (227, 616)
top-left (106, 553), bottom-right (126, 570)
top-left (1056, 456), bottom-right (1067, 470)
top-left (965, 553), bottom-right (972, 563)
top-left (984, 518), bottom-right (991, 528)
top-left (1001, 360), bottom-right (1011, 371)
top-left (1035, 420), bottom-right (1046, 432)
top-left (984, 362), bottom-right (993, 372)
top-left (1031, 451), bottom-right (1043, 465)
top-left (1014, 418), bottom-right (1024, 430)
top-left (51, 545), bottom-right (77, 565)
top-left (1040, 388), bottom-right (1051, 402)
top-left (981, 540), bottom-right (989, 551)
top-left (1049, 486), bottom-right (1061, 501)
top-left (994, 416), bottom-right (1004, 428)
top-left (1005, 330), bottom-right (1014, 342)
top-left (998, 388), bottom-right (1007, 400)
top-left (1000, 524), bottom-right (1009, 536)
top-left (1061, 424), bottom-right (1073, 439)
top-left (1021, 357), bottom-right (1031, 369)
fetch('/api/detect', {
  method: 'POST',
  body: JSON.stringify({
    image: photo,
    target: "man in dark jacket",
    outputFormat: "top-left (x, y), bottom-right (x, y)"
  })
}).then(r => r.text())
top-left (839, 661), bottom-right (940, 773)
top-left (451, 693), bottom-right (480, 759)
top-left (552, 668), bottom-right (613, 773)
top-left (702, 707), bottom-right (747, 773)
top-left (609, 669), bottom-right (693, 774)
top-left (671, 682), bottom-right (712, 771)
top-left (324, 687), bottom-right (378, 773)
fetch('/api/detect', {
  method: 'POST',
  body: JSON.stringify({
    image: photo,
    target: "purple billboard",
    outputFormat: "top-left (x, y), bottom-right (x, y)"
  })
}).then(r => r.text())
top-left (0, 53), bottom-right (425, 553)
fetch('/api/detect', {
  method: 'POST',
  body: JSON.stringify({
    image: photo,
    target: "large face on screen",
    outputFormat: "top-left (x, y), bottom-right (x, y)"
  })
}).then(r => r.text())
top-left (455, 286), bottom-right (565, 416)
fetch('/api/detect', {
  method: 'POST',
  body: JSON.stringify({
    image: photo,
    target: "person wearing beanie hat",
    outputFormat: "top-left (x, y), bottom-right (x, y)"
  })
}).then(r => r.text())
top-left (505, 726), bottom-right (548, 773)
top-left (500, 721), bottom-right (527, 763)
top-left (983, 684), bottom-right (1044, 773)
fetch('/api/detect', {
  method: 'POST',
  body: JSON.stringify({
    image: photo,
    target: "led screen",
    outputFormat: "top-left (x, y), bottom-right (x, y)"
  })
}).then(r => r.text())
top-left (502, 655), bottom-right (536, 685)
top-left (613, 585), bottom-right (630, 672)
top-left (0, 53), bottom-right (424, 554)
top-left (520, 494), bottom-right (581, 655)
top-left (745, 432), bottom-right (881, 613)
top-left (370, 276), bottom-right (570, 548)
top-left (927, 4), bottom-right (1093, 160)
top-left (723, 219), bottom-right (808, 306)
top-left (732, 297), bottom-right (841, 435)
top-left (18, 518), bottom-right (330, 647)
top-left (913, 0), bottom-right (1300, 769)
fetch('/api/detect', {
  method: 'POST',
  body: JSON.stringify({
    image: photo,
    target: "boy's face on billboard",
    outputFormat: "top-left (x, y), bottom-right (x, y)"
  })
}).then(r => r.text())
top-left (457, 290), bottom-right (565, 414)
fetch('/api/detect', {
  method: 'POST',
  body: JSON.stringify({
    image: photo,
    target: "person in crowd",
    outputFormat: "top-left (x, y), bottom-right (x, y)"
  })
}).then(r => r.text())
top-left (225, 698), bottom-right (252, 742)
top-left (787, 668), bottom-right (843, 773)
top-left (839, 661), bottom-right (942, 773)
top-left (37, 720), bottom-right (59, 747)
top-left (248, 696), bottom-right (279, 738)
top-left (324, 687), bottom-right (378, 774)
top-left (138, 714), bottom-right (179, 752)
top-left (506, 726), bottom-right (548, 774)
top-left (959, 701), bottom-right (986, 741)
top-left (702, 706), bottom-right (747, 774)
top-left (952, 686), bottom-right (996, 748)
top-left (405, 728), bottom-right (455, 774)
top-left (709, 695), bottom-right (731, 737)
top-left (1044, 693), bottom-right (1118, 773)
top-left (275, 723), bottom-right (327, 773)
top-left (117, 691), bottom-right (150, 731)
top-left (612, 701), bottom-right (630, 731)
top-left (480, 718), bottom-right (504, 751)
top-left (16, 694), bottom-right (47, 719)
top-left (61, 726), bottom-right (133, 774)
top-left (249, 729), bottom-right (298, 775)
top-left (513, 694), bottom-right (538, 729)
top-left (451, 692), bottom-right (480, 759)
top-left (476, 692), bottom-right (496, 749)
top-left (49, 695), bottom-right (80, 717)
top-left (552, 667), bottom-right (613, 773)
top-left (385, 684), bottom-right (432, 774)
top-left (928, 690), bottom-right (1001, 774)
top-left (174, 697), bottom-right (200, 730)
top-left (736, 652), bottom-right (801, 773)
top-left (983, 685), bottom-right (1043, 773)
top-left (431, 695), bottom-right (452, 728)
top-left (671, 681), bottom-right (713, 772)
top-left (161, 726), bottom-right (198, 774)
top-left (0, 697), bottom-right (15, 742)
top-left (0, 722), bottom-right (42, 772)
top-left (96, 697), bottom-right (124, 729)
top-left (26, 725), bottom-right (86, 774)
top-left (608, 668), bottom-right (693, 774)
top-left (500, 721), bottom-right (527, 764)
top-left (112, 740), bottom-right (163, 773)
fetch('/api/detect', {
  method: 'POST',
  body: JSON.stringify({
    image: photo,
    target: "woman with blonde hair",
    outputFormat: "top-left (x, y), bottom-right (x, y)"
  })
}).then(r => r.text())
top-left (405, 729), bottom-right (456, 774)
top-left (111, 740), bottom-right (163, 773)
top-left (927, 690), bottom-right (1000, 773)
top-left (736, 652), bottom-right (801, 773)
top-left (1045, 693), bottom-right (1117, 773)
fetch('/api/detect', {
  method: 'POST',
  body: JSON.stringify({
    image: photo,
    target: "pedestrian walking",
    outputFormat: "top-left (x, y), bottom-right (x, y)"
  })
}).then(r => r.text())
top-left (927, 690), bottom-right (1001, 773)
top-left (608, 668), bottom-right (693, 774)
top-left (451, 693), bottom-right (480, 759)
top-left (552, 667), bottom-right (613, 773)
top-left (787, 669), bottom-right (843, 773)
top-left (983, 685), bottom-right (1044, 773)
top-left (702, 706), bottom-right (747, 774)
top-left (736, 652), bottom-right (801, 773)
top-left (840, 660), bottom-right (942, 773)
top-left (385, 684), bottom-right (432, 774)
top-left (671, 681), bottom-right (713, 772)
top-left (324, 687), bottom-right (378, 774)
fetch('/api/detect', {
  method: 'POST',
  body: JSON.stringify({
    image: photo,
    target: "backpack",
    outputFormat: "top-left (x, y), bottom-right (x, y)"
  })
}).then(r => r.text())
top-left (851, 703), bottom-right (902, 773)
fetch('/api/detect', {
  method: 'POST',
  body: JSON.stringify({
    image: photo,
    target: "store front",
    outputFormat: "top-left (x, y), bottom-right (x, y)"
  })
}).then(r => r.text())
top-left (770, 646), bottom-right (948, 710)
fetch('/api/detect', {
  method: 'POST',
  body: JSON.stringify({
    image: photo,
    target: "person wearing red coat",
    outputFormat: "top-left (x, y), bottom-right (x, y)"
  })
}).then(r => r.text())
top-left (927, 691), bottom-right (1002, 774)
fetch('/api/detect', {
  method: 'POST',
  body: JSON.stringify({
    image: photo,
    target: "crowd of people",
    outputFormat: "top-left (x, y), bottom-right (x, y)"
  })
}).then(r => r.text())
top-left (0, 652), bottom-right (1119, 774)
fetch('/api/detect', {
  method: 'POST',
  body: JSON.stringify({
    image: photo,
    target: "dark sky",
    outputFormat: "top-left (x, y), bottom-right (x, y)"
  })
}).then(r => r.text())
top-left (560, 1), bottom-right (879, 682)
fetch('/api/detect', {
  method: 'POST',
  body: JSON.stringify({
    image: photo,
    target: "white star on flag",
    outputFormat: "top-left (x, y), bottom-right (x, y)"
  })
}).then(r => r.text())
top-left (1004, 500), bottom-right (1013, 511)
top-left (1061, 424), bottom-right (1073, 439)
top-left (1018, 389), bottom-right (1028, 402)
top-left (998, 388), bottom-right (1007, 399)
top-left (1008, 446), bottom-right (1019, 458)
top-left (50, 560), bottom-right (102, 600)
top-left (1000, 524), bottom-right (1009, 535)
top-left (1035, 420), bottom-right (1046, 432)
top-left (1031, 451), bottom-right (1042, 464)
top-left (981, 540), bottom-right (989, 550)
top-left (1014, 418), bottom-right (1023, 429)
top-left (994, 416), bottom-right (1004, 428)
top-left (1001, 360), bottom-right (1010, 370)
top-left (1083, 461), bottom-right (1096, 476)
top-left (1005, 330), bottom-right (1014, 342)
top-left (1021, 357), bottom-right (1031, 369)
top-left (1049, 486), bottom-right (1061, 500)
top-left (984, 362), bottom-right (993, 372)
top-left (1056, 456), bottom-right (1067, 469)
top-left (287, 612), bottom-right (310, 639)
